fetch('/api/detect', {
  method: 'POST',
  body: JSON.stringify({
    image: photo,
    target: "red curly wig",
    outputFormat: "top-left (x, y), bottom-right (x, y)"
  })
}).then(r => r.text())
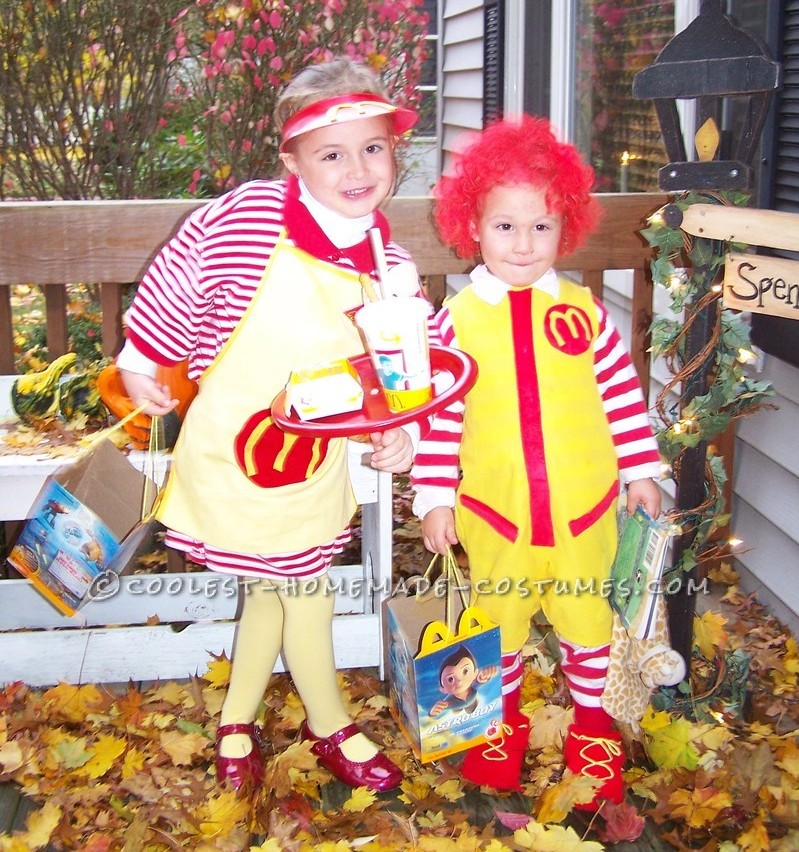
top-left (433, 115), bottom-right (602, 260)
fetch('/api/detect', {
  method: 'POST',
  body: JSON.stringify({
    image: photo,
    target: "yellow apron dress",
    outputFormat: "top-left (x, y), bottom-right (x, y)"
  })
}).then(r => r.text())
top-left (157, 238), bottom-right (367, 556)
top-left (448, 279), bottom-right (619, 649)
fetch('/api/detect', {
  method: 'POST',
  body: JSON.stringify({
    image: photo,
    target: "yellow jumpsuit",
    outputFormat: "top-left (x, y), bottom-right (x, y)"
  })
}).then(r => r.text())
top-left (447, 280), bottom-right (619, 651)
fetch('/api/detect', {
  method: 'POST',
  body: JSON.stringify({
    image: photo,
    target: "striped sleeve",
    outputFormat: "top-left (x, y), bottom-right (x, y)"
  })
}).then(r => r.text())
top-left (592, 298), bottom-right (662, 483)
top-left (124, 181), bottom-right (286, 373)
top-left (411, 305), bottom-right (464, 518)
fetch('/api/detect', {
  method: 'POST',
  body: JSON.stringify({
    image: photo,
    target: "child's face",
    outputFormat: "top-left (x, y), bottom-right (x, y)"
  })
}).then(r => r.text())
top-left (279, 115), bottom-right (396, 219)
top-left (440, 656), bottom-right (477, 697)
top-left (470, 183), bottom-right (562, 288)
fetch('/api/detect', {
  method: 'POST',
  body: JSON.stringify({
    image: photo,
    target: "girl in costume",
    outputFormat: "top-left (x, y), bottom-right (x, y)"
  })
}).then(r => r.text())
top-left (411, 116), bottom-right (662, 808)
top-left (118, 57), bottom-right (426, 793)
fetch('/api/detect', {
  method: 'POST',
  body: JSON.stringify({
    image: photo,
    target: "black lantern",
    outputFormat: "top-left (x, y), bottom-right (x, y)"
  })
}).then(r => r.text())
top-left (632, 0), bottom-right (780, 192)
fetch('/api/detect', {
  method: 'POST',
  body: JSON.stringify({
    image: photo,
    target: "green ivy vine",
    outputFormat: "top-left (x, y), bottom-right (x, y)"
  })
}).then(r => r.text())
top-left (641, 189), bottom-right (776, 575)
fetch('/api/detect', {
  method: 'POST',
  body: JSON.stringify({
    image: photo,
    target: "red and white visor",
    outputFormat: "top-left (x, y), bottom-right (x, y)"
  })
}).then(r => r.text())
top-left (280, 92), bottom-right (418, 150)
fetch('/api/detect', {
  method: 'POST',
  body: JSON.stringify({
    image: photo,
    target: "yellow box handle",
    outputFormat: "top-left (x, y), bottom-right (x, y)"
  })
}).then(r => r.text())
top-left (419, 605), bottom-right (497, 656)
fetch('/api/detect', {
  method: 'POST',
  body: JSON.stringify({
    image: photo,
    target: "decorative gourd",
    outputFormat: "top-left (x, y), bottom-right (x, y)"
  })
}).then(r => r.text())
top-left (11, 352), bottom-right (77, 424)
top-left (96, 360), bottom-right (198, 449)
top-left (59, 363), bottom-right (108, 424)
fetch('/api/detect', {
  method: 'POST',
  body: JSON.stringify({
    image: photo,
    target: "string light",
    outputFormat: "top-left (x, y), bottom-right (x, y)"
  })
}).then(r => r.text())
top-left (728, 536), bottom-right (743, 548)
top-left (737, 348), bottom-right (756, 364)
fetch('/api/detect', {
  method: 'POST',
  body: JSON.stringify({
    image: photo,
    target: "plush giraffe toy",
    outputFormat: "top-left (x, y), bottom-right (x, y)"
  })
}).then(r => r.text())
top-left (600, 593), bottom-right (686, 731)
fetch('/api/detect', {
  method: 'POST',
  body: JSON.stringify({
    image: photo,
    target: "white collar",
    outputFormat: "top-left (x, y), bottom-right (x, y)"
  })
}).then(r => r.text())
top-left (469, 264), bottom-right (560, 305)
top-left (298, 178), bottom-right (374, 248)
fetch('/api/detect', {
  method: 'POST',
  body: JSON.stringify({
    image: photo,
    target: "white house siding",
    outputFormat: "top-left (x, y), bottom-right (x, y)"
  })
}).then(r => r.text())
top-left (440, 0), bottom-right (485, 173)
top-left (732, 354), bottom-right (799, 636)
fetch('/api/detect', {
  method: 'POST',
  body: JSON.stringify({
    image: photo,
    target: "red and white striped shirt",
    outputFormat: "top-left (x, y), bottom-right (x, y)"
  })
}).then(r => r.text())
top-left (123, 177), bottom-right (417, 579)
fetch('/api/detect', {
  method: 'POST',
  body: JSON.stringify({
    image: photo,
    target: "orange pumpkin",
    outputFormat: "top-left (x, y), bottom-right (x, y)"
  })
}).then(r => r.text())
top-left (97, 360), bottom-right (198, 449)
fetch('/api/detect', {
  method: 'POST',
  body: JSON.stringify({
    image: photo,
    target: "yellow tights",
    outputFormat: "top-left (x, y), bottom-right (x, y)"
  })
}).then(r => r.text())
top-left (218, 577), bottom-right (377, 762)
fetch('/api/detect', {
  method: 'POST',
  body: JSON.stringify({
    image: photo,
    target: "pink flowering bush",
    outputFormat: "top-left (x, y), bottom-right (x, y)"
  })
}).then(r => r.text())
top-left (171, 0), bottom-right (430, 194)
top-left (0, 0), bottom-right (428, 200)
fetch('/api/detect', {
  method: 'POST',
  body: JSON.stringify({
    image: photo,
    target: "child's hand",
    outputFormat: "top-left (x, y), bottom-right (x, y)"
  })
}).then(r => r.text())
top-left (421, 506), bottom-right (458, 554)
top-left (429, 699), bottom-right (449, 717)
top-left (368, 427), bottom-right (412, 472)
top-left (626, 477), bottom-right (662, 519)
top-left (476, 665), bottom-right (499, 684)
top-left (119, 370), bottom-right (178, 417)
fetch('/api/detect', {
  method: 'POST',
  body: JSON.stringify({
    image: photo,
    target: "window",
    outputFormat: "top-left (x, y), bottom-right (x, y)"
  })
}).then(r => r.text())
top-left (416, 0), bottom-right (439, 136)
top-left (572, 0), bottom-right (674, 192)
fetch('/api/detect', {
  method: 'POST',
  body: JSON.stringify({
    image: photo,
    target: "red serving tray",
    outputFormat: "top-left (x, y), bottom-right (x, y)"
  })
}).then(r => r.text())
top-left (271, 345), bottom-right (477, 437)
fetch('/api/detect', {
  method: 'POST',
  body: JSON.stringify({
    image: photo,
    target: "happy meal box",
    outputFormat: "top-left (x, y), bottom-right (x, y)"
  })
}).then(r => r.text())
top-left (7, 438), bottom-right (155, 616)
top-left (386, 587), bottom-right (502, 762)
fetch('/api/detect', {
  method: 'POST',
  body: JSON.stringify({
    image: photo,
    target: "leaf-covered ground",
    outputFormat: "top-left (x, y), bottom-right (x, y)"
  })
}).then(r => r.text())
top-left (1, 482), bottom-right (799, 850)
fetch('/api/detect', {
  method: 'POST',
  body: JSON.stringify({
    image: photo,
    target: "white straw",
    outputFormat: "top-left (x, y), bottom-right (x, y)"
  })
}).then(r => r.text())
top-left (368, 227), bottom-right (389, 299)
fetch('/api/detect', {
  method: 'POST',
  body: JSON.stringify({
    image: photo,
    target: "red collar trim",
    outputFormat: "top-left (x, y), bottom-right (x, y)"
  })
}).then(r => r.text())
top-left (282, 175), bottom-right (391, 275)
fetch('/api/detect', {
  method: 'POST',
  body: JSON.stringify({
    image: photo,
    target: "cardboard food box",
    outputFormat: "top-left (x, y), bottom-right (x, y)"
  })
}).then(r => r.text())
top-left (285, 358), bottom-right (364, 421)
top-left (7, 438), bottom-right (155, 616)
top-left (385, 590), bottom-right (502, 762)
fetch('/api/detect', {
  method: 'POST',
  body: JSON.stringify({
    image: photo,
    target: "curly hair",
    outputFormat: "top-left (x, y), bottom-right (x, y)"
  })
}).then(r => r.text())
top-left (433, 115), bottom-right (602, 260)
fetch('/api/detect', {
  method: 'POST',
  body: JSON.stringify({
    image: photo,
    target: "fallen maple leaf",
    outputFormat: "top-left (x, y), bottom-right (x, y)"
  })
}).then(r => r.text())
top-left (527, 704), bottom-right (571, 750)
top-left (261, 740), bottom-right (319, 798)
top-left (645, 716), bottom-right (700, 770)
top-left (737, 815), bottom-right (771, 852)
top-left (277, 691), bottom-right (308, 728)
top-left (146, 680), bottom-right (190, 707)
top-left (515, 820), bottom-right (605, 850)
top-left (693, 610), bottom-right (729, 659)
top-left (433, 777), bottom-right (465, 802)
top-left (43, 683), bottom-right (106, 724)
top-left (51, 735), bottom-right (92, 770)
top-left (160, 730), bottom-right (209, 766)
top-left (596, 800), bottom-right (646, 843)
top-left (81, 733), bottom-right (127, 779)
top-left (343, 786), bottom-right (378, 813)
top-left (197, 790), bottom-right (251, 840)
top-left (0, 740), bottom-right (24, 775)
top-left (534, 770), bottom-right (600, 823)
top-left (120, 746), bottom-right (146, 781)
top-left (20, 800), bottom-right (62, 850)
top-left (669, 785), bottom-right (733, 828)
top-left (202, 656), bottom-right (232, 689)
top-left (776, 738), bottom-right (799, 778)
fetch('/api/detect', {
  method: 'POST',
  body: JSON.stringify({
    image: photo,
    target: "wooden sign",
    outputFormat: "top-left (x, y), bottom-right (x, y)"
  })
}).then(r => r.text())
top-left (680, 204), bottom-right (799, 252)
top-left (675, 202), bottom-right (799, 320)
top-left (723, 252), bottom-right (799, 319)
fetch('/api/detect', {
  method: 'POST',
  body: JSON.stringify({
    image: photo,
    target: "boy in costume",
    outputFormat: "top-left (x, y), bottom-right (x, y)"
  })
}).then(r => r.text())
top-left (118, 57), bottom-right (428, 793)
top-left (411, 116), bottom-right (662, 808)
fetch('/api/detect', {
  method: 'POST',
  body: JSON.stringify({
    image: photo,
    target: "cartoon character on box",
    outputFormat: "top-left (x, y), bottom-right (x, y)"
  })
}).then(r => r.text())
top-left (429, 645), bottom-right (499, 717)
top-left (116, 55), bottom-right (433, 795)
top-left (412, 116), bottom-right (664, 808)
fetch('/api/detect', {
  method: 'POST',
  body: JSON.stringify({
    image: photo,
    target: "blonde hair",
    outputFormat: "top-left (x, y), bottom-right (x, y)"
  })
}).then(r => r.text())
top-left (274, 57), bottom-right (388, 136)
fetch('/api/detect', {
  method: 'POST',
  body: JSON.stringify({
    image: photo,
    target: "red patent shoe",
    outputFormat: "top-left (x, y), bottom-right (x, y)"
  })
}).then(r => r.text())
top-left (215, 722), bottom-right (265, 791)
top-left (301, 721), bottom-right (403, 791)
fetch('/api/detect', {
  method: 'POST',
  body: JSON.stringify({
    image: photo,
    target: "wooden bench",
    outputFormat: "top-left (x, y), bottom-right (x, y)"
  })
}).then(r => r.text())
top-left (0, 193), bottom-right (667, 687)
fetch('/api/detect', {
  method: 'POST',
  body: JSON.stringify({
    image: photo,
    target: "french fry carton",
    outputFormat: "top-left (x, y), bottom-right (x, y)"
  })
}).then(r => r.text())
top-left (285, 358), bottom-right (364, 421)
